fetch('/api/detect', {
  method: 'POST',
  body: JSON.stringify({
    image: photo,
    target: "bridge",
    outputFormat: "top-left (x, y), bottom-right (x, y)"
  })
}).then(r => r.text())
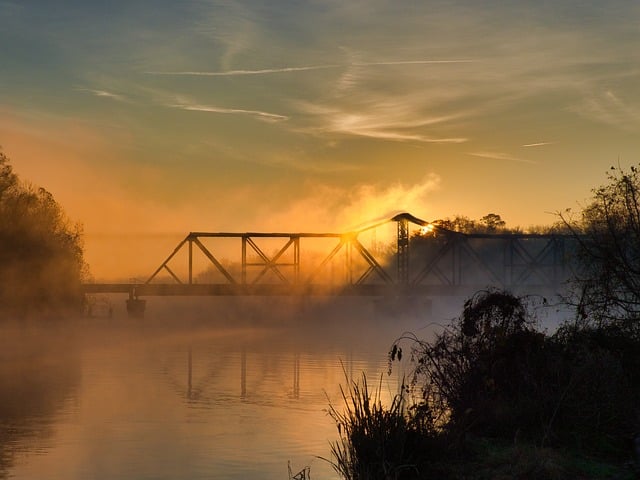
top-left (82, 213), bottom-right (576, 316)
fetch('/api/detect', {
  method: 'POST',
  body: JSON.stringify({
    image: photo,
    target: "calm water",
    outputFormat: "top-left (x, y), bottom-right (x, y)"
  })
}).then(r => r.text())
top-left (0, 298), bottom-right (428, 480)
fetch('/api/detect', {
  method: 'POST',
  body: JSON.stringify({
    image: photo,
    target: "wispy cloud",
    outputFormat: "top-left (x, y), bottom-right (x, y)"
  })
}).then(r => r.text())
top-left (76, 88), bottom-right (127, 102)
top-left (145, 59), bottom-right (476, 77)
top-left (353, 59), bottom-right (477, 67)
top-left (468, 151), bottom-right (535, 164)
top-left (167, 103), bottom-right (288, 122)
top-left (571, 90), bottom-right (640, 131)
top-left (146, 65), bottom-right (341, 76)
top-left (522, 142), bottom-right (555, 147)
top-left (145, 54), bottom-right (480, 143)
top-left (328, 126), bottom-right (467, 144)
top-left (296, 99), bottom-right (469, 144)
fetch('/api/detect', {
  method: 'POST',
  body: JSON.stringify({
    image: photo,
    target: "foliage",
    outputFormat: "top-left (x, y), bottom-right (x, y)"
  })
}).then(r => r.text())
top-left (390, 290), bottom-right (639, 457)
top-left (0, 150), bottom-right (86, 317)
top-left (551, 322), bottom-right (640, 454)
top-left (328, 289), bottom-right (640, 479)
top-left (429, 213), bottom-right (510, 234)
top-left (560, 164), bottom-right (640, 325)
top-left (395, 290), bottom-right (550, 441)
top-left (325, 372), bottom-right (442, 480)
top-left (478, 213), bottom-right (506, 232)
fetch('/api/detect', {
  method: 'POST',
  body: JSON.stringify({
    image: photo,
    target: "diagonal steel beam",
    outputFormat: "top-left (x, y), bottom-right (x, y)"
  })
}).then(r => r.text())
top-left (247, 237), bottom-right (292, 284)
top-left (163, 264), bottom-right (183, 284)
top-left (512, 237), bottom-right (559, 286)
top-left (351, 238), bottom-right (393, 284)
top-left (458, 237), bottom-right (505, 286)
top-left (355, 265), bottom-right (376, 284)
top-left (192, 237), bottom-right (237, 284)
top-left (305, 238), bottom-right (346, 283)
top-left (412, 237), bottom-right (456, 285)
top-left (146, 236), bottom-right (189, 283)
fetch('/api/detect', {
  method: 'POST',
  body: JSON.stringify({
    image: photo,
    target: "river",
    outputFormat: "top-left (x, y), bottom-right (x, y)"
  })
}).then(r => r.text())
top-left (0, 296), bottom-right (434, 480)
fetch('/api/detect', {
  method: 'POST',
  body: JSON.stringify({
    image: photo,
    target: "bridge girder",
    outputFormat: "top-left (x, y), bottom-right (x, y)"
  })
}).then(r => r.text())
top-left (84, 213), bottom-right (575, 298)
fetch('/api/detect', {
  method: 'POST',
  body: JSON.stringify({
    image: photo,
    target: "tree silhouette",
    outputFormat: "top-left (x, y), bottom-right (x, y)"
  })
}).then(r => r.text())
top-left (0, 150), bottom-right (86, 318)
top-left (561, 164), bottom-right (640, 327)
top-left (479, 213), bottom-right (506, 232)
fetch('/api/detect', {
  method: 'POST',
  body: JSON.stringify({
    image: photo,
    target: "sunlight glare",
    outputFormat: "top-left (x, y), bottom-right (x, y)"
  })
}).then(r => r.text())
top-left (420, 224), bottom-right (435, 235)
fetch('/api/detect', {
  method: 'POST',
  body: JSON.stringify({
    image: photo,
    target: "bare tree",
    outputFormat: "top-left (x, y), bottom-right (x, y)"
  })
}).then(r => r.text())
top-left (561, 165), bottom-right (640, 327)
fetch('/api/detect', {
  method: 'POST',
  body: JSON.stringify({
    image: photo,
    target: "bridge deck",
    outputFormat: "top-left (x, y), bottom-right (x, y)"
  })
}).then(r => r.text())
top-left (81, 283), bottom-right (561, 297)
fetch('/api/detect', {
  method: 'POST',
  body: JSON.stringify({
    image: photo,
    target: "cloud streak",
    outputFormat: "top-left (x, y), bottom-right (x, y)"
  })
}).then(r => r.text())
top-left (147, 65), bottom-right (340, 76)
top-left (76, 88), bottom-right (127, 102)
top-left (297, 100), bottom-right (469, 144)
top-left (522, 142), bottom-right (555, 147)
top-left (352, 59), bottom-right (477, 67)
top-left (468, 151), bottom-right (535, 164)
top-left (571, 90), bottom-right (640, 131)
top-left (145, 59), bottom-right (476, 77)
top-left (327, 126), bottom-right (467, 144)
top-left (167, 103), bottom-right (288, 122)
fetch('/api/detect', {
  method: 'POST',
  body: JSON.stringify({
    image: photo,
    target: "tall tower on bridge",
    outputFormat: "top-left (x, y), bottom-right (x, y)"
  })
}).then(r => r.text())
top-left (397, 216), bottom-right (409, 286)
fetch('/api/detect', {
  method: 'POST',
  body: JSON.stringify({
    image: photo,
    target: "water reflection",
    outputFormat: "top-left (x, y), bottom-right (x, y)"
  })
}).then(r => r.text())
top-left (178, 344), bottom-right (246, 403)
top-left (240, 348), bottom-right (246, 399)
top-left (0, 327), bottom-right (80, 479)
top-left (1, 308), bottom-right (415, 480)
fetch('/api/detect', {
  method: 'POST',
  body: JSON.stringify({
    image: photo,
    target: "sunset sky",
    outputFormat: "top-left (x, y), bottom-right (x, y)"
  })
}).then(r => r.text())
top-left (2, 0), bottom-right (640, 278)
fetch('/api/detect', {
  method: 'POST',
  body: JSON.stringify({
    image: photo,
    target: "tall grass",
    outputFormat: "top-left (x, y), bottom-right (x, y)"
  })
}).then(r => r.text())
top-left (324, 372), bottom-right (437, 480)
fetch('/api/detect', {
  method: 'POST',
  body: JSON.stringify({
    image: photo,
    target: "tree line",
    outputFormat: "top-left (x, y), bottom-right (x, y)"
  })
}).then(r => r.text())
top-left (0, 151), bottom-right (86, 319)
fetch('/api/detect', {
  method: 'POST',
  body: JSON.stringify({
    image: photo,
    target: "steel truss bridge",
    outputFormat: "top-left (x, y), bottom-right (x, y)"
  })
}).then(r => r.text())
top-left (83, 213), bottom-right (575, 302)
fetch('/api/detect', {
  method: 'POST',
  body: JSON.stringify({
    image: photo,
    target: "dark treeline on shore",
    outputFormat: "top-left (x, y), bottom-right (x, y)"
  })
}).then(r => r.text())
top-left (423, 212), bottom-right (569, 235)
top-left (0, 151), bottom-right (86, 319)
top-left (327, 165), bottom-right (640, 480)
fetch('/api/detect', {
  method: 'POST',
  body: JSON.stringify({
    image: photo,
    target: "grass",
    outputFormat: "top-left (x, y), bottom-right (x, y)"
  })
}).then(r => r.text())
top-left (324, 372), bottom-right (637, 480)
top-left (323, 372), bottom-right (434, 480)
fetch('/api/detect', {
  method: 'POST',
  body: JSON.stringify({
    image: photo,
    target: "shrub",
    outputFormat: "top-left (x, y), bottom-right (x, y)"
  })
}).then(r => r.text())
top-left (391, 290), bottom-right (640, 458)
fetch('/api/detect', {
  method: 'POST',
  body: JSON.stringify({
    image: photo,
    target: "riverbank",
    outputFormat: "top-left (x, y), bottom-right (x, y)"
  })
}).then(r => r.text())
top-left (435, 437), bottom-right (637, 480)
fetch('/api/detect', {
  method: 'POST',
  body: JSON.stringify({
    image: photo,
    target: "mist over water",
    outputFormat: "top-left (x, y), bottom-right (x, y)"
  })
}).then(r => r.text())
top-left (0, 296), bottom-right (442, 480)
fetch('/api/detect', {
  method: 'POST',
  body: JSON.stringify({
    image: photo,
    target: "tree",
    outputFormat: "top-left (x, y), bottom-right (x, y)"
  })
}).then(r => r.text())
top-left (479, 213), bottom-right (506, 232)
top-left (561, 165), bottom-right (640, 327)
top-left (0, 150), bottom-right (87, 318)
top-left (430, 213), bottom-right (511, 234)
top-left (432, 215), bottom-right (477, 233)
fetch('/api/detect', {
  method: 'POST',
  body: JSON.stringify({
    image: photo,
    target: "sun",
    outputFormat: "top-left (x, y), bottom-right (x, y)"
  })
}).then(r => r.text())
top-left (419, 224), bottom-right (435, 235)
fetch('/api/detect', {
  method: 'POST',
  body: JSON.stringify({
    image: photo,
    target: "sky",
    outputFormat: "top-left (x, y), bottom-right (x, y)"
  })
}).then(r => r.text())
top-left (2, 0), bottom-right (640, 279)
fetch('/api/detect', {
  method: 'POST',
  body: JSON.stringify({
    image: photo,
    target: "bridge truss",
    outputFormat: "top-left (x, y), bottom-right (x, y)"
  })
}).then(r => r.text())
top-left (83, 213), bottom-right (576, 299)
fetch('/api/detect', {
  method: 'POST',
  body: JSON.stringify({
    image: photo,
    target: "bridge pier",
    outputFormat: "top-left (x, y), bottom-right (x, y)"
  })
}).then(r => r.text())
top-left (126, 288), bottom-right (146, 318)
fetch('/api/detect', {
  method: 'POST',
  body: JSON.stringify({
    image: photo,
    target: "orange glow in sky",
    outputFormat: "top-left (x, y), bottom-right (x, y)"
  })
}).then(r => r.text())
top-left (2, 1), bottom-right (640, 279)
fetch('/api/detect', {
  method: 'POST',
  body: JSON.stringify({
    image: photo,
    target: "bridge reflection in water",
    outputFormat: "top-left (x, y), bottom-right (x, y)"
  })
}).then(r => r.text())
top-left (179, 345), bottom-right (353, 405)
top-left (82, 213), bottom-right (576, 316)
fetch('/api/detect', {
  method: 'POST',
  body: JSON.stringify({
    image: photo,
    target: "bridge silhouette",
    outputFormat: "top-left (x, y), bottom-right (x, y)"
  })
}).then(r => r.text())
top-left (82, 212), bottom-right (575, 315)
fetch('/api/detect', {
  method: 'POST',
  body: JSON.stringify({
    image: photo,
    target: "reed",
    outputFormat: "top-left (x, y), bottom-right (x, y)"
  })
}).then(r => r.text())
top-left (324, 372), bottom-right (436, 480)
